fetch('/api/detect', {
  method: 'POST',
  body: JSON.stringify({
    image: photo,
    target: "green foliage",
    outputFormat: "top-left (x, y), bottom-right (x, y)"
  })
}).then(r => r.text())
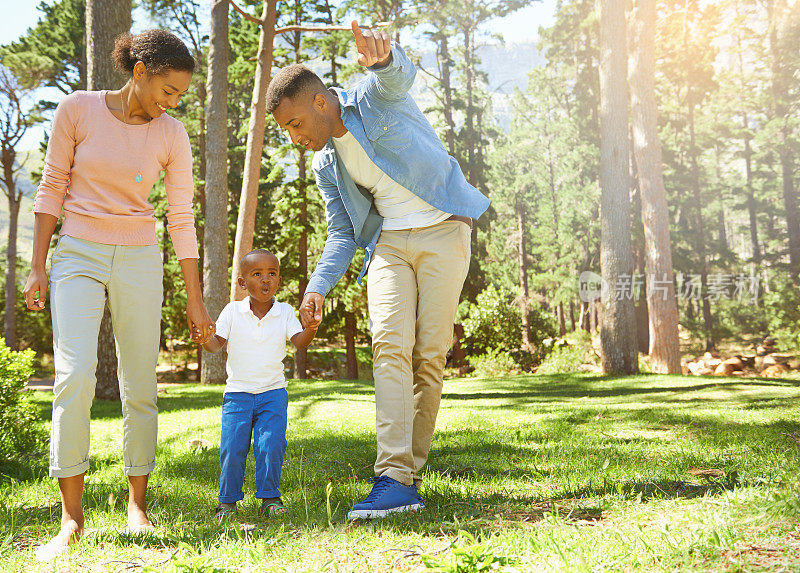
top-left (537, 330), bottom-right (595, 375)
top-left (459, 285), bottom-right (522, 356)
top-left (421, 531), bottom-right (516, 572)
top-left (0, 0), bottom-right (85, 98)
top-left (0, 256), bottom-right (53, 355)
top-left (459, 285), bottom-right (557, 371)
top-left (763, 274), bottom-right (800, 351)
top-left (0, 338), bottom-right (45, 461)
top-left (468, 348), bottom-right (520, 377)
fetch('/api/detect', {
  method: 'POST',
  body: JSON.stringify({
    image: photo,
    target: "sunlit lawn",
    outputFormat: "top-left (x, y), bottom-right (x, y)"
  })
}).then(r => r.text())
top-left (2, 372), bottom-right (800, 572)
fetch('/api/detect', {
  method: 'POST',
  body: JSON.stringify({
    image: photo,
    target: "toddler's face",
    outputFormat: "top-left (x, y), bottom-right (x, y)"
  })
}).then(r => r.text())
top-left (240, 253), bottom-right (281, 303)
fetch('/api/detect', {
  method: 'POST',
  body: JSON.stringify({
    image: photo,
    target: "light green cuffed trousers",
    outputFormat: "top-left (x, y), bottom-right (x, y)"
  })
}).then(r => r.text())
top-left (367, 219), bottom-right (471, 486)
top-left (48, 235), bottom-right (163, 478)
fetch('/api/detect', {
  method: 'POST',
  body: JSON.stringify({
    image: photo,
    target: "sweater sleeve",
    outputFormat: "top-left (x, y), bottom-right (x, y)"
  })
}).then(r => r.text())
top-left (164, 122), bottom-right (199, 260)
top-left (33, 94), bottom-right (78, 217)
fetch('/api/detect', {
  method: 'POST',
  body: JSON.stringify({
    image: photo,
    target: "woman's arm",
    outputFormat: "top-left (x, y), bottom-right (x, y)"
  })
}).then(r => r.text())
top-left (179, 257), bottom-right (215, 344)
top-left (22, 213), bottom-right (59, 310)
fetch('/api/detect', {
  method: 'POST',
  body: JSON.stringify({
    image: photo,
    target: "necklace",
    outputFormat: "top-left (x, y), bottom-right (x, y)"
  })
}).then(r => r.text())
top-left (119, 91), bottom-right (151, 184)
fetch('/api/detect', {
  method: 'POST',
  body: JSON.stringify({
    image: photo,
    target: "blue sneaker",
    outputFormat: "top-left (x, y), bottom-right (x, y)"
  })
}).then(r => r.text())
top-left (347, 476), bottom-right (424, 519)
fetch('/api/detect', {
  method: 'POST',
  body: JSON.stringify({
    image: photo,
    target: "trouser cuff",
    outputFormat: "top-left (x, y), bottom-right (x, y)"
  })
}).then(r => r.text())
top-left (49, 460), bottom-right (89, 478)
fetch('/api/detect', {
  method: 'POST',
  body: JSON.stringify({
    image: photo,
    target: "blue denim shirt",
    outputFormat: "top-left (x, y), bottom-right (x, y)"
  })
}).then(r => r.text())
top-left (305, 43), bottom-right (490, 297)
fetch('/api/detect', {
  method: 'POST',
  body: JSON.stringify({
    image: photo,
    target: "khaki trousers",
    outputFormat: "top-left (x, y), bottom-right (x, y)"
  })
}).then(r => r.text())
top-left (367, 219), bottom-right (471, 486)
top-left (48, 235), bottom-right (163, 478)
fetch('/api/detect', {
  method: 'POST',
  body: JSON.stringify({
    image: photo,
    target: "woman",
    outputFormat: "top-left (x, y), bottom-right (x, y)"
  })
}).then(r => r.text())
top-left (22, 29), bottom-right (215, 560)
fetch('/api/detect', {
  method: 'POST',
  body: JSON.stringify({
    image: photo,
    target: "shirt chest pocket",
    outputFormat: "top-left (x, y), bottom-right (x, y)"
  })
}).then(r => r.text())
top-left (366, 111), bottom-right (412, 153)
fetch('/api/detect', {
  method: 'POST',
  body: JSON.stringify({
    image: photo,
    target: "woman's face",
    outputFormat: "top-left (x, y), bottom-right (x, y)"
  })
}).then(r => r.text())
top-left (132, 62), bottom-right (192, 119)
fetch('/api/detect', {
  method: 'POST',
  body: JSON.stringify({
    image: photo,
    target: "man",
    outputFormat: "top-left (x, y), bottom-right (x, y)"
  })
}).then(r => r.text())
top-left (266, 21), bottom-right (489, 519)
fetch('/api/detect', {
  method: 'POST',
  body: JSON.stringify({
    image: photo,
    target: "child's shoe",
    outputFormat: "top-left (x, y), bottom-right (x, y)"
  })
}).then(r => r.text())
top-left (214, 502), bottom-right (237, 519)
top-left (260, 497), bottom-right (288, 516)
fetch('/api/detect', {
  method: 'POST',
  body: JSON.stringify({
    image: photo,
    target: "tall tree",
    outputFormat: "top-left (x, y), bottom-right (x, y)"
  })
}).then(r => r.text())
top-left (597, 0), bottom-right (638, 374)
top-left (766, 0), bottom-right (800, 284)
top-left (229, 0), bottom-right (278, 302)
top-left (201, 0), bottom-right (230, 384)
top-left (86, 0), bottom-right (131, 400)
top-left (0, 0), bottom-right (86, 100)
top-left (629, 0), bottom-right (680, 373)
top-left (0, 66), bottom-right (42, 349)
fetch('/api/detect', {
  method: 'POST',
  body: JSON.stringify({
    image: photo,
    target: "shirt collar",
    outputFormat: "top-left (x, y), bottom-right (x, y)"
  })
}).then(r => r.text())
top-left (236, 296), bottom-right (279, 319)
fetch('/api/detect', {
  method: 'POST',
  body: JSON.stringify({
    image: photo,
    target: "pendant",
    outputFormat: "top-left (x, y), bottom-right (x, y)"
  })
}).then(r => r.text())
top-left (135, 172), bottom-right (142, 183)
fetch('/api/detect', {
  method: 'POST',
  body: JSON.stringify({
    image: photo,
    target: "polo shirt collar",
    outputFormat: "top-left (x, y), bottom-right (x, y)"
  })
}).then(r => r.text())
top-left (236, 296), bottom-right (279, 319)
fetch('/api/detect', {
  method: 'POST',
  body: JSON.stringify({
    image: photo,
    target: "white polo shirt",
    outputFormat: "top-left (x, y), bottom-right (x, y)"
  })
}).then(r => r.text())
top-left (214, 297), bottom-right (303, 394)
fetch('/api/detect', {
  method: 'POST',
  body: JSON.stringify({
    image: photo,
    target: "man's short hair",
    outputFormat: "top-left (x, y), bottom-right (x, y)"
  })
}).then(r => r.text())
top-left (266, 64), bottom-right (327, 113)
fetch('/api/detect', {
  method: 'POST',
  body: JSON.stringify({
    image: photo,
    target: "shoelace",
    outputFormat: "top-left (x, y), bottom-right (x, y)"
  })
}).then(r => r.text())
top-left (362, 476), bottom-right (394, 503)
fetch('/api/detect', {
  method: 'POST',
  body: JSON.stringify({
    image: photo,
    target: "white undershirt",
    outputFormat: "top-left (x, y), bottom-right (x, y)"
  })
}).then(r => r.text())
top-left (332, 130), bottom-right (450, 230)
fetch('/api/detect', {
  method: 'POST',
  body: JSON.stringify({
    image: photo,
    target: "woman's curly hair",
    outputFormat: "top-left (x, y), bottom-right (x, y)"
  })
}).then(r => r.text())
top-left (112, 29), bottom-right (195, 76)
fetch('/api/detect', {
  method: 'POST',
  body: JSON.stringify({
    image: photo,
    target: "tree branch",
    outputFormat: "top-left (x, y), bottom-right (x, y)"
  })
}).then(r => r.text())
top-left (275, 22), bottom-right (389, 34)
top-left (228, 0), bottom-right (262, 26)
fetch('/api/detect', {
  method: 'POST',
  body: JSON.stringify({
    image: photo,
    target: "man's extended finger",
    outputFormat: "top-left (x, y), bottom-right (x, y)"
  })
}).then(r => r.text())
top-left (351, 20), bottom-right (365, 48)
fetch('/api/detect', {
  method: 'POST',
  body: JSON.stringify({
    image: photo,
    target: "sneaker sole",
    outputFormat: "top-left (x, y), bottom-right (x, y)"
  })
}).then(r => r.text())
top-left (347, 502), bottom-right (424, 520)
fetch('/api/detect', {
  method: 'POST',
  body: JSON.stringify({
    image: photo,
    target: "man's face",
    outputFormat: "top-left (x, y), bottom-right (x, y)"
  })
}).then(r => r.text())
top-left (238, 253), bottom-right (281, 304)
top-left (272, 92), bottom-right (333, 152)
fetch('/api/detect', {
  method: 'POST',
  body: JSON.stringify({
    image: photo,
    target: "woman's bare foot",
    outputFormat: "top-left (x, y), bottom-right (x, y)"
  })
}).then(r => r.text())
top-left (127, 503), bottom-right (154, 532)
top-left (126, 474), bottom-right (154, 533)
top-left (35, 519), bottom-right (82, 562)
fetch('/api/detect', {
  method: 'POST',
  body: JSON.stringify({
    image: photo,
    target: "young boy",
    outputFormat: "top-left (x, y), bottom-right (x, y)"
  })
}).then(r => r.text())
top-left (202, 249), bottom-right (318, 517)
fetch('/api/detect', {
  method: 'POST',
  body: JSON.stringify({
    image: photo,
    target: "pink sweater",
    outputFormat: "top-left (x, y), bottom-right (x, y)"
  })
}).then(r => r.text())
top-left (33, 91), bottom-right (199, 260)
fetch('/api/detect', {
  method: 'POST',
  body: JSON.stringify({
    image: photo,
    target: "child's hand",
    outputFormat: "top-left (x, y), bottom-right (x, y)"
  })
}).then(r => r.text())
top-left (300, 292), bottom-right (324, 328)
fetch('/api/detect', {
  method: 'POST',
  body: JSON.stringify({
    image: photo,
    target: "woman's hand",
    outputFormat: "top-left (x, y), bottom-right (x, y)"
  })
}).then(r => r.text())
top-left (187, 298), bottom-right (215, 344)
top-left (22, 266), bottom-right (49, 311)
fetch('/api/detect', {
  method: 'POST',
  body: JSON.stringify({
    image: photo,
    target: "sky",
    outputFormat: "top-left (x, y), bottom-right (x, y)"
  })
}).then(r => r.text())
top-left (0, 0), bottom-right (556, 150)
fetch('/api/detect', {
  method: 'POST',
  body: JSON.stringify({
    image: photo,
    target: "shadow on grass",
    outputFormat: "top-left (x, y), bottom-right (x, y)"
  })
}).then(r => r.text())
top-left (9, 373), bottom-right (800, 547)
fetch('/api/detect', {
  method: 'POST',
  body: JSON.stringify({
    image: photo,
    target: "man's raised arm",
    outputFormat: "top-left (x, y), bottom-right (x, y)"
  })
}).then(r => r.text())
top-left (352, 20), bottom-right (416, 100)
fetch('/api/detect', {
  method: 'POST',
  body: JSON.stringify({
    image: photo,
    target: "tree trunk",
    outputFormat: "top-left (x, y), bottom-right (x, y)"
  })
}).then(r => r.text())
top-left (296, 149), bottom-right (309, 378)
top-left (86, 0), bottom-right (131, 91)
top-left (516, 197), bottom-right (532, 350)
top-left (629, 0), bottom-right (681, 373)
top-left (439, 35), bottom-right (455, 155)
top-left (767, 0), bottom-right (800, 284)
top-left (569, 301), bottom-right (576, 332)
top-left (4, 171), bottom-right (20, 350)
top-left (201, 0), bottom-right (230, 384)
top-left (597, 0), bottom-right (638, 374)
top-left (86, 0), bottom-right (132, 401)
top-left (688, 103), bottom-right (714, 351)
top-left (344, 311), bottom-right (358, 379)
top-left (230, 0), bottom-right (278, 301)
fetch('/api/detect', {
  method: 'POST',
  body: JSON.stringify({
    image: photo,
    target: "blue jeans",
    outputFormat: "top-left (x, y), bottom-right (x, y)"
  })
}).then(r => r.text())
top-left (218, 389), bottom-right (288, 503)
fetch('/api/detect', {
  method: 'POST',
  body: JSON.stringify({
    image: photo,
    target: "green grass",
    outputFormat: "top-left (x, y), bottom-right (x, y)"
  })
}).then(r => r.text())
top-left (2, 373), bottom-right (800, 572)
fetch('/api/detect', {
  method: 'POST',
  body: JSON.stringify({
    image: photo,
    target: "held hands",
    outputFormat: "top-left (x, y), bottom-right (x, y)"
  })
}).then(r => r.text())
top-left (300, 292), bottom-right (324, 330)
top-left (187, 298), bottom-right (215, 345)
top-left (351, 20), bottom-right (392, 68)
top-left (22, 267), bottom-right (48, 311)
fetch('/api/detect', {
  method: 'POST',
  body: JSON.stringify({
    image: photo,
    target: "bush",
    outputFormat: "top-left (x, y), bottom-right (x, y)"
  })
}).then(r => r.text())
top-left (0, 338), bottom-right (46, 461)
top-left (537, 330), bottom-right (596, 374)
top-left (763, 275), bottom-right (800, 351)
top-left (468, 349), bottom-right (521, 377)
top-left (458, 285), bottom-right (558, 371)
